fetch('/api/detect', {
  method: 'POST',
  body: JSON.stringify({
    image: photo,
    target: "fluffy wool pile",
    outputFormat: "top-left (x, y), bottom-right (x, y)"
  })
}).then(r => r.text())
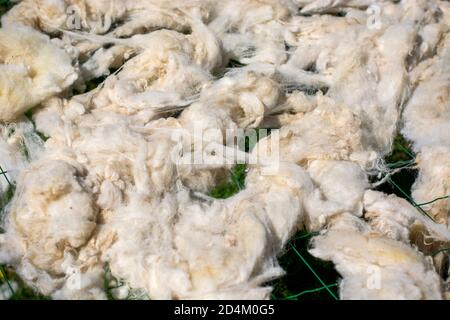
top-left (0, 0), bottom-right (449, 300)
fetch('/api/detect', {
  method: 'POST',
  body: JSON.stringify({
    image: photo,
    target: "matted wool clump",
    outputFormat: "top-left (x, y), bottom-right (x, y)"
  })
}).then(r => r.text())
top-left (0, 0), bottom-right (449, 300)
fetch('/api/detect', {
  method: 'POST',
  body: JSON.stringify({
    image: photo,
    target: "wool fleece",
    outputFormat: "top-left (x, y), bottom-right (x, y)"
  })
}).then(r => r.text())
top-left (0, 0), bottom-right (449, 300)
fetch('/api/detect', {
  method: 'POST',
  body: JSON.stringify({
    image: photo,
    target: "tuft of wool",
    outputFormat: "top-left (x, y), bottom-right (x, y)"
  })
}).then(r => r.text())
top-left (402, 23), bottom-right (450, 227)
top-left (0, 0), bottom-right (449, 300)
top-left (309, 213), bottom-right (444, 300)
top-left (0, 25), bottom-right (78, 121)
top-left (0, 120), bottom-right (44, 193)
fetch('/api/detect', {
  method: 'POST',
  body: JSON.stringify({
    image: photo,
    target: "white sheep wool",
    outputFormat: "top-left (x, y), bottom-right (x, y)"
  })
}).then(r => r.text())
top-left (0, 0), bottom-right (449, 300)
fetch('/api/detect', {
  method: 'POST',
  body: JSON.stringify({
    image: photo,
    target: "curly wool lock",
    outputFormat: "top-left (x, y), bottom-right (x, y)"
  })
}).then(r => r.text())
top-left (0, 0), bottom-right (450, 300)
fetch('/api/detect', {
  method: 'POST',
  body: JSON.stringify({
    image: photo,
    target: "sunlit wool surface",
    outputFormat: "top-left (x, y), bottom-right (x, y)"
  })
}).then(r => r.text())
top-left (0, 0), bottom-right (449, 300)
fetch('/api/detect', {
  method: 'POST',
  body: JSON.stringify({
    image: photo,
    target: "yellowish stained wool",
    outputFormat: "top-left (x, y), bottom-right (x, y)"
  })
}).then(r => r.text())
top-left (309, 213), bottom-right (444, 300)
top-left (0, 25), bottom-right (78, 121)
top-left (0, 0), bottom-right (449, 300)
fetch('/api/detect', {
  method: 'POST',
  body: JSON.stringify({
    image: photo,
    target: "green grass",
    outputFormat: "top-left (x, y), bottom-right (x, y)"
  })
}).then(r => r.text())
top-left (24, 110), bottom-right (49, 142)
top-left (209, 164), bottom-right (247, 199)
top-left (0, 243), bottom-right (49, 300)
top-left (0, 184), bottom-right (14, 234)
top-left (104, 264), bottom-right (125, 300)
top-left (5, 267), bottom-right (49, 300)
top-left (270, 232), bottom-right (339, 300)
top-left (384, 135), bottom-right (414, 164)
